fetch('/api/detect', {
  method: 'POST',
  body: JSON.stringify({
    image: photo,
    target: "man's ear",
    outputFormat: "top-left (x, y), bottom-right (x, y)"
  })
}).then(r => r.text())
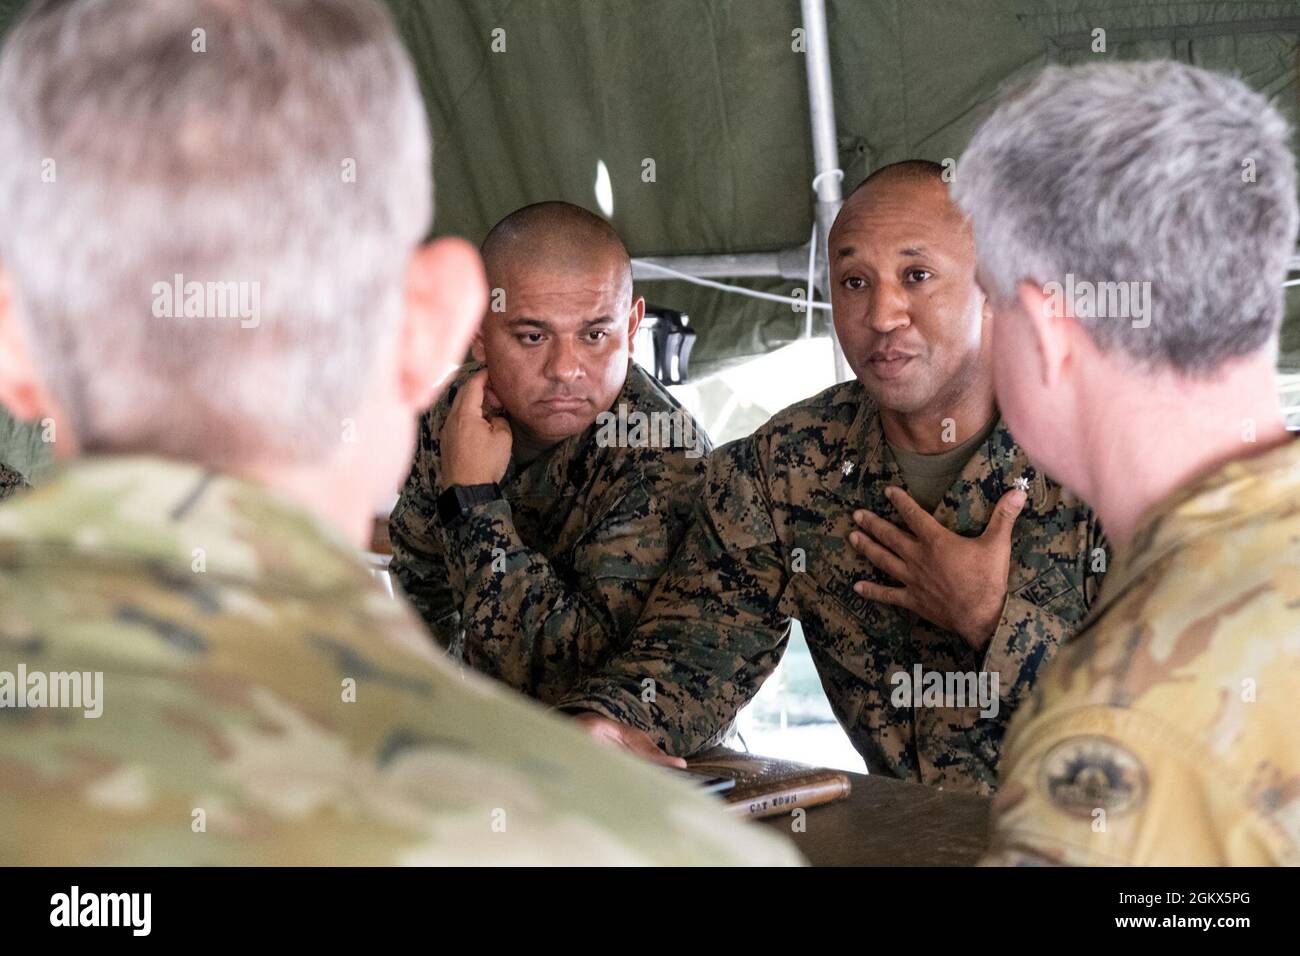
top-left (626, 296), bottom-right (645, 350)
top-left (0, 267), bottom-right (55, 423)
top-left (398, 237), bottom-right (487, 411)
top-left (1015, 279), bottom-right (1073, 390)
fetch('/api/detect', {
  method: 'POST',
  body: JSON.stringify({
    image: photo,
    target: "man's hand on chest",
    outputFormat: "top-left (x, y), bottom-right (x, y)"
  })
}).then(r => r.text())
top-left (846, 484), bottom-right (1027, 651)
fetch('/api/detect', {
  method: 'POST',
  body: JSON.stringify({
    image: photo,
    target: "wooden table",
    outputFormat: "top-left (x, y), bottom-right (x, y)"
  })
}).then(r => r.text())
top-left (755, 767), bottom-right (990, 866)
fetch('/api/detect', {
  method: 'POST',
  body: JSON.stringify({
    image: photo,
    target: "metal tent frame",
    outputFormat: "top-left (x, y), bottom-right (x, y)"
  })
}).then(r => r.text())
top-left (632, 0), bottom-right (1300, 388)
top-left (631, 0), bottom-right (852, 383)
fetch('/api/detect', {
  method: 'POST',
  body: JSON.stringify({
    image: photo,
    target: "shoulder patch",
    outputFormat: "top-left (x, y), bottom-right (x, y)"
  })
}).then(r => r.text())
top-left (1038, 734), bottom-right (1148, 817)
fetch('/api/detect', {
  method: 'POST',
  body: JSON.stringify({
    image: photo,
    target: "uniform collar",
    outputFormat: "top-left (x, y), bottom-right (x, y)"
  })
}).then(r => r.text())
top-left (820, 382), bottom-right (1046, 533)
top-left (0, 455), bottom-right (367, 593)
top-left (817, 381), bottom-right (892, 503)
top-left (1078, 436), bottom-right (1300, 631)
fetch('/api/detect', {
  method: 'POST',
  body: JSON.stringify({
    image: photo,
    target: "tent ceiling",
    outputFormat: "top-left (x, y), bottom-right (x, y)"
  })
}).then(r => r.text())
top-left (389, 0), bottom-right (1300, 372)
top-left (1, 0), bottom-right (1298, 371)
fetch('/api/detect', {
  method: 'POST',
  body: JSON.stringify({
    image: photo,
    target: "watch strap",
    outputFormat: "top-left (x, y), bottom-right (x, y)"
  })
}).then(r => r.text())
top-left (436, 482), bottom-right (503, 526)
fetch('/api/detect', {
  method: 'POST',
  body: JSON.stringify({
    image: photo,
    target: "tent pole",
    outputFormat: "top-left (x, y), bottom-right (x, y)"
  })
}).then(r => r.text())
top-left (801, 0), bottom-right (853, 382)
top-left (637, 0), bottom-right (861, 383)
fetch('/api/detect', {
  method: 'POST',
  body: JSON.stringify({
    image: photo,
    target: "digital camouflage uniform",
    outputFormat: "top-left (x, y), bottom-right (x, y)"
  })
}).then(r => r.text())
top-left (0, 460), bottom-right (27, 500)
top-left (390, 360), bottom-right (711, 704)
top-left (560, 380), bottom-right (1107, 794)
top-left (984, 438), bottom-right (1300, 865)
top-left (0, 456), bottom-right (801, 866)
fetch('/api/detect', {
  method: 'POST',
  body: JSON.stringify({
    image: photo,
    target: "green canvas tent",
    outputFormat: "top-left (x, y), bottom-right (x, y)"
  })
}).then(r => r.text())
top-left (388, 0), bottom-right (1300, 373)
top-left (1, 0), bottom-right (1299, 473)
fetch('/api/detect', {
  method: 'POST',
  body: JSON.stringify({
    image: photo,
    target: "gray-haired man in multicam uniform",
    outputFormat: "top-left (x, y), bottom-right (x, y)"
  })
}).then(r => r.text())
top-left (0, 0), bottom-right (798, 867)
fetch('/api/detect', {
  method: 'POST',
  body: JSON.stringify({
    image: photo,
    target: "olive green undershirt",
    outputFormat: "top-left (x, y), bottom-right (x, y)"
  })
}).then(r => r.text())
top-left (888, 415), bottom-right (999, 513)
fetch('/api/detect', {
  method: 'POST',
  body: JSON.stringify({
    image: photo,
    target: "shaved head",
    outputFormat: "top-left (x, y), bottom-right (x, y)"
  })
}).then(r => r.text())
top-left (851, 159), bottom-right (947, 198)
top-left (472, 201), bottom-right (644, 453)
top-left (481, 201), bottom-right (632, 308)
top-left (832, 161), bottom-right (973, 270)
top-left (842, 160), bottom-right (966, 235)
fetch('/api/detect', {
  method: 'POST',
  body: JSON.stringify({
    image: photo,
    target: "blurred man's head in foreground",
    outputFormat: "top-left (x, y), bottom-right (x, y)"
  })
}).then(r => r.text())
top-left (954, 61), bottom-right (1298, 494)
top-left (474, 201), bottom-right (643, 448)
top-left (0, 0), bottom-right (485, 512)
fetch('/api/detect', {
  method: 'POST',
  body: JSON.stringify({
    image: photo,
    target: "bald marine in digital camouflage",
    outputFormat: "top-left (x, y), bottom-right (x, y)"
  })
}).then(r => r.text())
top-left (955, 61), bottom-right (1300, 864)
top-left (390, 201), bottom-right (712, 705)
top-left (565, 162), bottom-right (1108, 793)
top-left (0, 0), bottom-right (800, 867)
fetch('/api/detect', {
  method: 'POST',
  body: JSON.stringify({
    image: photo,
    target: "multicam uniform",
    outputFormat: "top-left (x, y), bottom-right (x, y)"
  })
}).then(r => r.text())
top-left (0, 456), bottom-right (800, 866)
top-left (560, 380), bottom-right (1106, 794)
top-left (389, 361), bottom-right (710, 704)
top-left (985, 438), bottom-right (1300, 865)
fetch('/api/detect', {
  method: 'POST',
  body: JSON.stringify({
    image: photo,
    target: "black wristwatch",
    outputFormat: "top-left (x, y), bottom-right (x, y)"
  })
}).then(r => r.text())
top-left (436, 482), bottom-right (503, 526)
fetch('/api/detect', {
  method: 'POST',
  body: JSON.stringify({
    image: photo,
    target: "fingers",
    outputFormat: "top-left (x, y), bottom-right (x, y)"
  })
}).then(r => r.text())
top-left (982, 488), bottom-right (1027, 542)
top-left (883, 486), bottom-right (940, 540)
top-left (452, 369), bottom-right (489, 418)
top-left (852, 579), bottom-right (913, 612)
top-left (847, 528), bottom-right (909, 581)
top-left (574, 714), bottom-right (686, 768)
top-left (620, 730), bottom-right (688, 768)
top-left (852, 508), bottom-right (916, 558)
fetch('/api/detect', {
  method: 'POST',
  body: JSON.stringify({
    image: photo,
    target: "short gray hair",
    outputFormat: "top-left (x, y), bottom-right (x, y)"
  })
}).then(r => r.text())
top-left (953, 61), bottom-right (1298, 375)
top-left (0, 0), bottom-right (431, 464)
